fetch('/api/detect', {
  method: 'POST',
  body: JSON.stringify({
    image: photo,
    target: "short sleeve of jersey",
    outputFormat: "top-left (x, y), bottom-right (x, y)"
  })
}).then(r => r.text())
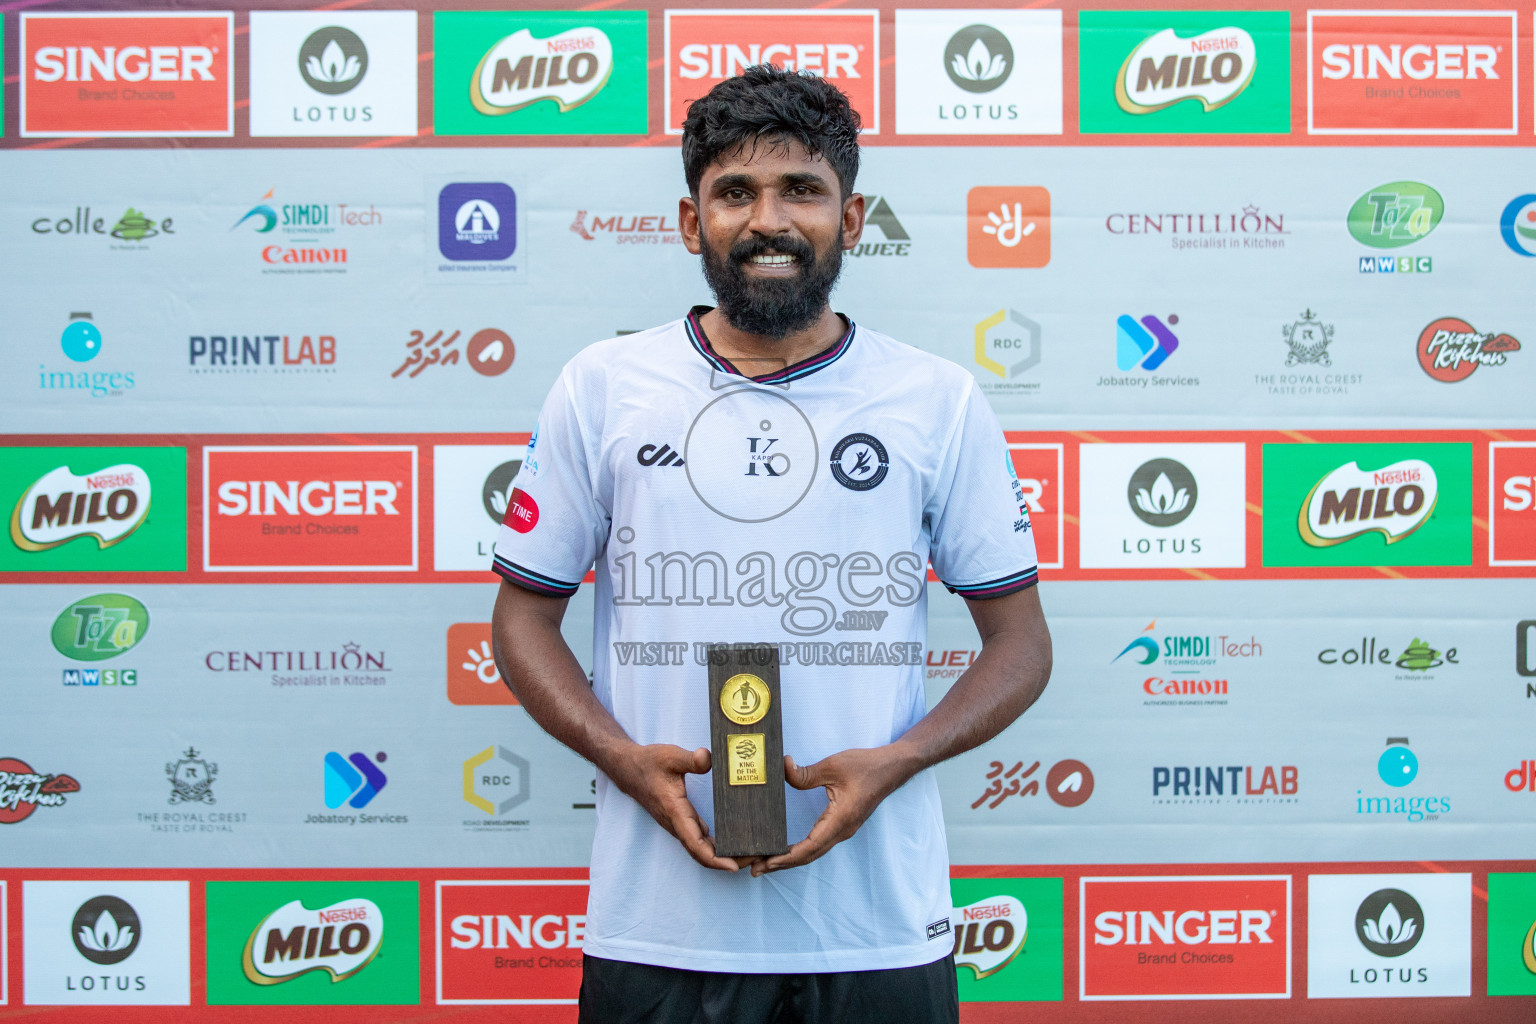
top-left (927, 382), bottom-right (1040, 599)
top-left (491, 370), bottom-right (608, 596)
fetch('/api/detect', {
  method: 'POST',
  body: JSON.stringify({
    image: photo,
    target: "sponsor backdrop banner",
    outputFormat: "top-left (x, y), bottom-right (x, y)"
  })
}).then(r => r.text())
top-left (1, 0), bottom-right (1534, 1020)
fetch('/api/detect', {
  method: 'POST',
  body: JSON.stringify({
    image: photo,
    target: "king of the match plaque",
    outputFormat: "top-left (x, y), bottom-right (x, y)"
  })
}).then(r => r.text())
top-left (706, 643), bottom-right (789, 858)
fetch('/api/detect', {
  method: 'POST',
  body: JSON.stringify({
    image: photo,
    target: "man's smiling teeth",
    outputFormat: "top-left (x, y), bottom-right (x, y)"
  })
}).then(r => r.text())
top-left (751, 254), bottom-right (796, 265)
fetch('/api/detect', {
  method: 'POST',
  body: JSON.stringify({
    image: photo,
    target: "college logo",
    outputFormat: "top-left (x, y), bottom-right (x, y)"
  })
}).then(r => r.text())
top-left (447, 623), bottom-right (517, 706)
top-left (434, 12), bottom-right (647, 136)
top-left (667, 10), bottom-right (878, 133)
top-left (1307, 873), bottom-right (1470, 997)
top-left (439, 183), bottom-right (517, 263)
top-left (10, 461), bottom-right (150, 552)
top-left (21, 12), bottom-right (233, 137)
top-left (1500, 195), bottom-right (1536, 257)
top-left (1262, 443), bottom-right (1471, 567)
top-left (1492, 444), bottom-right (1536, 566)
top-left (1317, 637), bottom-right (1459, 677)
top-left (894, 11), bottom-right (1062, 135)
top-left (1308, 11), bottom-right (1517, 135)
top-left (249, 12), bottom-right (416, 136)
top-left (1007, 444), bottom-right (1061, 569)
top-left (1080, 875), bottom-right (1290, 999)
top-left (1078, 443), bottom-right (1246, 569)
top-left (438, 880), bottom-right (587, 1004)
top-left (966, 187), bottom-right (1050, 268)
top-left (24, 881), bottom-right (191, 1006)
top-left (1348, 181), bottom-right (1441, 275)
top-left (1416, 317), bottom-right (1519, 382)
top-left (203, 446), bottom-right (417, 572)
top-left (31, 206), bottom-right (177, 249)
top-left (166, 748), bottom-right (217, 805)
top-left (949, 877), bottom-right (1064, 1001)
top-left (829, 433), bottom-right (888, 492)
top-left (0, 758), bottom-right (79, 824)
top-left (1078, 12), bottom-right (1289, 134)
top-left (324, 752), bottom-right (387, 810)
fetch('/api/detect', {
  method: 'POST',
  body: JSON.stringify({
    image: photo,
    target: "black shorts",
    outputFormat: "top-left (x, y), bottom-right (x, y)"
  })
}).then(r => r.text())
top-left (577, 953), bottom-right (960, 1024)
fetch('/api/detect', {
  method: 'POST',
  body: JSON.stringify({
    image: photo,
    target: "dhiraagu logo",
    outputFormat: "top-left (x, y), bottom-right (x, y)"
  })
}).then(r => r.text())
top-left (949, 877), bottom-right (1062, 1002)
top-left (1348, 182), bottom-right (1444, 249)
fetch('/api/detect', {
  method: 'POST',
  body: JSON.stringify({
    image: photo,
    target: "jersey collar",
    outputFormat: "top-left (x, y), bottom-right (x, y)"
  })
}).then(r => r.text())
top-left (684, 305), bottom-right (855, 385)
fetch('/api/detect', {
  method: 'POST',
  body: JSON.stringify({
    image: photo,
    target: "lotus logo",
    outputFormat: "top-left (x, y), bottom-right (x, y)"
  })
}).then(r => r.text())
top-left (298, 27), bottom-right (368, 95)
top-left (1127, 459), bottom-right (1197, 527)
top-left (1355, 888), bottom-right (1424, 957)
top-left (471, 28), bottom-right (614, 115)
top-left (72, 895), bottom-right (141, 965)
top-left (1115, 27), bottom-right (1257, 114)
top-left (950, 895), bottom-right (1027, 978)
top-left (481, 460), bottom-right (523, 525)
top-left (11, 463), bottom-right (151, 552)
top-left (243, 898), bottom-right (384, 985)
top-left (1299, 459), bottom-right (1437, 548)
top-left (944, 25), bottom-right (1013, 93)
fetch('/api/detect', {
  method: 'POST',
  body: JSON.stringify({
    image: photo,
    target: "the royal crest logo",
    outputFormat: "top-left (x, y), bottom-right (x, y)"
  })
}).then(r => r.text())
top-left (471, 27), bottom-right (613, 115)
top-left (1416, 317), bottom-right (1519, 383)
top-left (1300, 459), bottom-right (1436, 547)
top-left (1115, 26), bottom-right (1256, 114)
top-left (1282, 309), bottom-right (1333, 366)
top-left (166, 748), bottom-right (217, 805)
top-left (10, 463), bottom-right (151, 552)
top-left (242, 898), bottom-right (384, 985)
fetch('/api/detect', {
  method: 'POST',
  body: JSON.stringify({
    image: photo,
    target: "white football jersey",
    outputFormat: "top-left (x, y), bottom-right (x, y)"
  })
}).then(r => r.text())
top-left (493, 308), bottom-right (1039, 973)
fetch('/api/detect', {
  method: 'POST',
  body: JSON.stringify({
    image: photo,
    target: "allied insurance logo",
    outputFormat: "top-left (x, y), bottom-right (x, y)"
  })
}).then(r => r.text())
top-left (1080, 875), bottom-right (1291, 999)
top-left (665, 10), bottom-right (880, 134)
top-left (437, 880), bottom-right (587, 1004)
top-left (21, 12), bottom-right (233, 137)
top-left (203, 446), bottom-right (417, 572)
top-left (1307, 11), bottom-right (1518, 135)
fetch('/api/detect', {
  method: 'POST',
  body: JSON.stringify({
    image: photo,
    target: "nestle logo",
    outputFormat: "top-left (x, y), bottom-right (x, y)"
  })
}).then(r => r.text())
top-left (317, 906), bottom-right (369, 924)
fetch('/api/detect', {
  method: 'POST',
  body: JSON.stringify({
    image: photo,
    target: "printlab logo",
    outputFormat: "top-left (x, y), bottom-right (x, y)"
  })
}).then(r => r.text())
top-left (323, 751), bottom-right (387, 809)
top-left (73, 896), bottom-right (141, 965)
top-left (1500, 195), bottom-right (1536, 257)
top-left (188, 333), bottom-right (337, 374)
top-left (393, 328), bottom-right (514, 379)
top-left (972, 758), bottom-right (1094, 810)
top-left (1127, 458), bottom-right (1196, 527)
top-left (31, 207), bottom-right (176, 250)
top-left (966, 187), bottom-right (1050, 268)
top-left (1416, 317), bottom-right (1519, 383)
top-left (462, 745), bottom-right (531, 825)
top-left (0, 757), bottom-right (80, 823)
top-left (166, 748), bottom-right (217, 805)
top-left (438, 183), bottom-right (517, 264)
top-left (1350, 181), bottom-right (1440, 275)
top-left (299, 27), bottom-right (366, 94)
top-left (894, 11), bottom-right (1062, 135)
top-left (1151, 763), bottom-right (1297, 804)
top-left (974, 310), bottom-right (1041, 390)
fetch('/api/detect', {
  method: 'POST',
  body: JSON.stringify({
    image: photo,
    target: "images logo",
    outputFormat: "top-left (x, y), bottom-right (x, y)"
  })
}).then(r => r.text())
top-left (966, 187), bottom-right (1050, 268)
top-left (323, 752), bottom-right (387, 809)
top-left (434, 11), bottom-right (646, 136)
top-left (248, 12), bottom-right (417, 137)
top-left (974, 310), bottom-right (1040, 380)
top-left (1348, 181), bottom-right (1443, 249)
top-left (1078, 12), bottom-right (1289, 134)
top-left (439, 184), bottom-right (516, 262)
top-left (1492, 444), bottom-right (1536, 566)
top-left (1308, 11), bottom-right (1517, 135)
top-left (21, 12), bottom-right (233, 137)
top-left (1357, 738), bottom-right (1449, 823)
top-left (1500, 195), bottom-right (1536, 257)
top-left (1262, 443), bottom-right (1472, 567)
top-left (666, 11), bottom-right (877, 134)
top-left (40, 312), bottom-right (141, 400)
top-left (1115, 314), bottom-right (1179, 371)
top-left (438, 880), bottom-right (587, 1004)
top-left (1416, 317), bottom-right (1519, 382)
top-left (60, 312), bottom-right (102, 362)
top-left (11, 462), bottom-right (150, 552)
top-left (0, 758), bottom-right (80, 823)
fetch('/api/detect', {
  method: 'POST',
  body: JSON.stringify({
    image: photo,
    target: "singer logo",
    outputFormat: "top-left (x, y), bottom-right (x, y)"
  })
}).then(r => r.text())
top-left (203, 446), bottom-right (417, 572)
top-left (1307, 11), bottom-right (1517, 135)
top-left (21, 12), bottom-right (233, 137)
top-left (1490, 443), bottom-right (1536, 567)
top-left (437, 880), bottom-right (587, 1004)
top-left (665, 11), bottom-right (879, 133)
top-left (1081, 875), bottom-right (1291, 999)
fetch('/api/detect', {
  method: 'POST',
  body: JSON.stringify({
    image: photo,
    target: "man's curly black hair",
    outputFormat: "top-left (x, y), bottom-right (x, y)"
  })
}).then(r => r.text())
top-left (681, 64), bottom-right (862, 199)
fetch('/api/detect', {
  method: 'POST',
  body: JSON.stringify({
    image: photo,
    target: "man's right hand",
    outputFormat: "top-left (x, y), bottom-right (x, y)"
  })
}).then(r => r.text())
top-left (608, 743), bottom-right (745, 873)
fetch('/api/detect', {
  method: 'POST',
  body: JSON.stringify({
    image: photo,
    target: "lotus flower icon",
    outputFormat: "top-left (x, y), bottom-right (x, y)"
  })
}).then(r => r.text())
top-left (1355, 888), bottom-right (1425, 957)
top-left (952, 38), bottom-right (1008, 85)
top-left (1361, 901), bottom-right (1416, 947)
top-left (297, 27), bottom-right (368, 95)
top-left (79, 908), bottom-right (135, 954)
top-left (70, 895), bottom-right (142, 965)
top-left (306, 39), bottom-right (361, 86)
top-left (1135, 472), bottom-right (1190, 517)
top-left (943, 25), bottom-right (1015, 93)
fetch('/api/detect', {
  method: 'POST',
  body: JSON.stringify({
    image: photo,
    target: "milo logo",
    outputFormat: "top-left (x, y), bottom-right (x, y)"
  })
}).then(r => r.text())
top-left (1299, 459), bottom-right (1436, 548)
top-left (10, 462), bottom-right (151, 552)
top-left (471, 27), bottom-right (614, 115)
top-left (1116, 27), bottom-right (1257, 114)
top-left (951, 895), bottom-right (1027, 979)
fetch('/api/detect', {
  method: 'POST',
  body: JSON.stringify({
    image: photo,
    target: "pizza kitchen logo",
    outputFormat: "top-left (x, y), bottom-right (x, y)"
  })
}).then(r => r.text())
top-left (0, 757), bottom-right (81, 824)
top-left (1416, 317), bottom-right (1519, 383)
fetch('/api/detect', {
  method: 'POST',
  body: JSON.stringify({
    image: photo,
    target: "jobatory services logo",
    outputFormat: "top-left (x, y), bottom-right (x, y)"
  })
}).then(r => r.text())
top-left (1114, 314), bottom-right (1180, 373)
top-left (1007, 444), bottom-right (1061, 569)
top-left (31, 206), bottom-right (177, 250)
top-left (1491, 443), bottom-right (1536, 566)
top-left (447, 623), bottom-right (518, 706)
top-left (0, 758), bottom-right (79, 824)
top-left (2, 447), bottom-right (185, 571)
top-left (949, 877), bottom-right (1063, 1002)
top-left (1078, 443), bottom-right (1246, 569)
top-left (894, 11), bottom-right (1063, 135)
top-left (434, 11), bottom-right (647, 136)
top-left (1306, 873), bottom-right (1470, 997)
top-left (205, 881), bottom-right (418, 1005)
top-left (437, 880), bottom-right (587, 1004)
top-left (1078, 12), bottom-right (1289, 134)
top-left (322, 751), bottom-right (387, 811)
top-left (432, 444), bottom-right (526, 571)
top-left (966, 187), bottom-right (1050, 268)
top-left (22, 881), bottom-right (191, 1006)
top-left (1349, 181), bottom-right (1441, 274)
top-left (248, 12), bottom-right (417, 137)
top-left (666, 10), bottom-right (878, 133)
top-left (1307, 11), bottom-right (1517, 135)
top-left (463, 745), bottom-right (531, 830)
top-left (1500, 195), bottom-right (1536, 257)
top-left (203, 446), bottom-right (417, 572)
top-left (1416, 317), bottom-right (1519, 382)
top-left (53, 592), bottom-right (149, 688)
top-left (1080, 875), bottom-right (1291, 999)
top-left (1486, 873), bottom-right (1536, 995)
top-left (1262, 442), bottom-right (1472, 567)
top-left (393, 328), bottom-right (514, 380)
top-left (21, 12), bottom-right (233, 137)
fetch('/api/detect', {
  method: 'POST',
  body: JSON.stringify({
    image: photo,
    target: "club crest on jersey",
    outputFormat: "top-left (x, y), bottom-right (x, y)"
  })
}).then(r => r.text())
top-left (831, 433), bottom-right (889, 492)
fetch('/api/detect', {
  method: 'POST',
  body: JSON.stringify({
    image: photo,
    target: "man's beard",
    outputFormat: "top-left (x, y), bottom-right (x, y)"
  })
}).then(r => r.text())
top-left (699, 230), bottom-right (844, 341)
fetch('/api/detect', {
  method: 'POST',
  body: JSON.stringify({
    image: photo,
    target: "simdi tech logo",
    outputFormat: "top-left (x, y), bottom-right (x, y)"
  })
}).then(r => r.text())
top-left (203, 446), bottom-right (417, 572)
top-left (1261, 442), bottom-right (1472, 567)
top-left (22, 881), bottom-right (191, 1006)
top-left (1307, 11), bottom-right (1517, 136)
top-left (1078, 11), bottom-right (1290, 134)
top-left (205, 881), bottom-right (418, 1006)
top-left (21, 12), bottom-right (233, 137)
top-left (893, 10), bottom-right (1063, 135)
top-left (433, 11), bottom-right (647, 135)
top-left (1, 446), bottom-right (186, 572)
top-left (1307, 873), bottom-right (1471, 998)
top-left (437, 880), bottom-right (587, 1004)
top-left (666, 10), bottom-right (879, 134)
top-left (248, 12), bottom-right (418, 137)
top-left (949, 877), bottom-right (1063, 1002)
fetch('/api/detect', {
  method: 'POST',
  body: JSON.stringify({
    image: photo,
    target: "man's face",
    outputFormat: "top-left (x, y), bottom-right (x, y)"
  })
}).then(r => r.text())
top-left (683, 137), bottom-right (863, 340)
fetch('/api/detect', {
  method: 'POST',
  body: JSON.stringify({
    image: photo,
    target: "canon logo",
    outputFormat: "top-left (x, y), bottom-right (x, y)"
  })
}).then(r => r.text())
top-left (216, 480), bottom-right (399, 517)
top-left (1320, 43), bottom-right (1498, 82)
top-left (33, 45), bottom-right (216, 82)
top-left (1094, 909), bottom-right (1274, 946)
top-left (449, 913), bottom-right (586, 950)
top-left (677, 43), bottom-right (860, 81)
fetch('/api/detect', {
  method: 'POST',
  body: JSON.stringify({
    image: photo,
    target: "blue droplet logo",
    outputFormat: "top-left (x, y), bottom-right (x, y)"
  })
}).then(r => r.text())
top-left (61, 314), bottom-right (102, 363)
top-left (1377, 745), bottom-right (1418, 788)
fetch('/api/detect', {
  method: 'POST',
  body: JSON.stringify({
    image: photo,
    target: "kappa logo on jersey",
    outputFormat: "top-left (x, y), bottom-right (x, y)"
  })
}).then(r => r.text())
top-left (438, 881), bottom-right (587, 1004)
top-left (1308, 11), bottom-right (1517, 135)
top-left (637, 443), bottom-right (685, 468)
top-left (666, 11), bottom-right (879, 133)
top-left (204, 446), bottom-right (417, 572)
top-left (1491, 443), bottom-right (1536, 566)
top-left (830, 433), bottom-right (889, 492)
top-left (22, 13), bottom-right (233, 137)
top-left (1081, 875), bottom-right (1291, 999)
